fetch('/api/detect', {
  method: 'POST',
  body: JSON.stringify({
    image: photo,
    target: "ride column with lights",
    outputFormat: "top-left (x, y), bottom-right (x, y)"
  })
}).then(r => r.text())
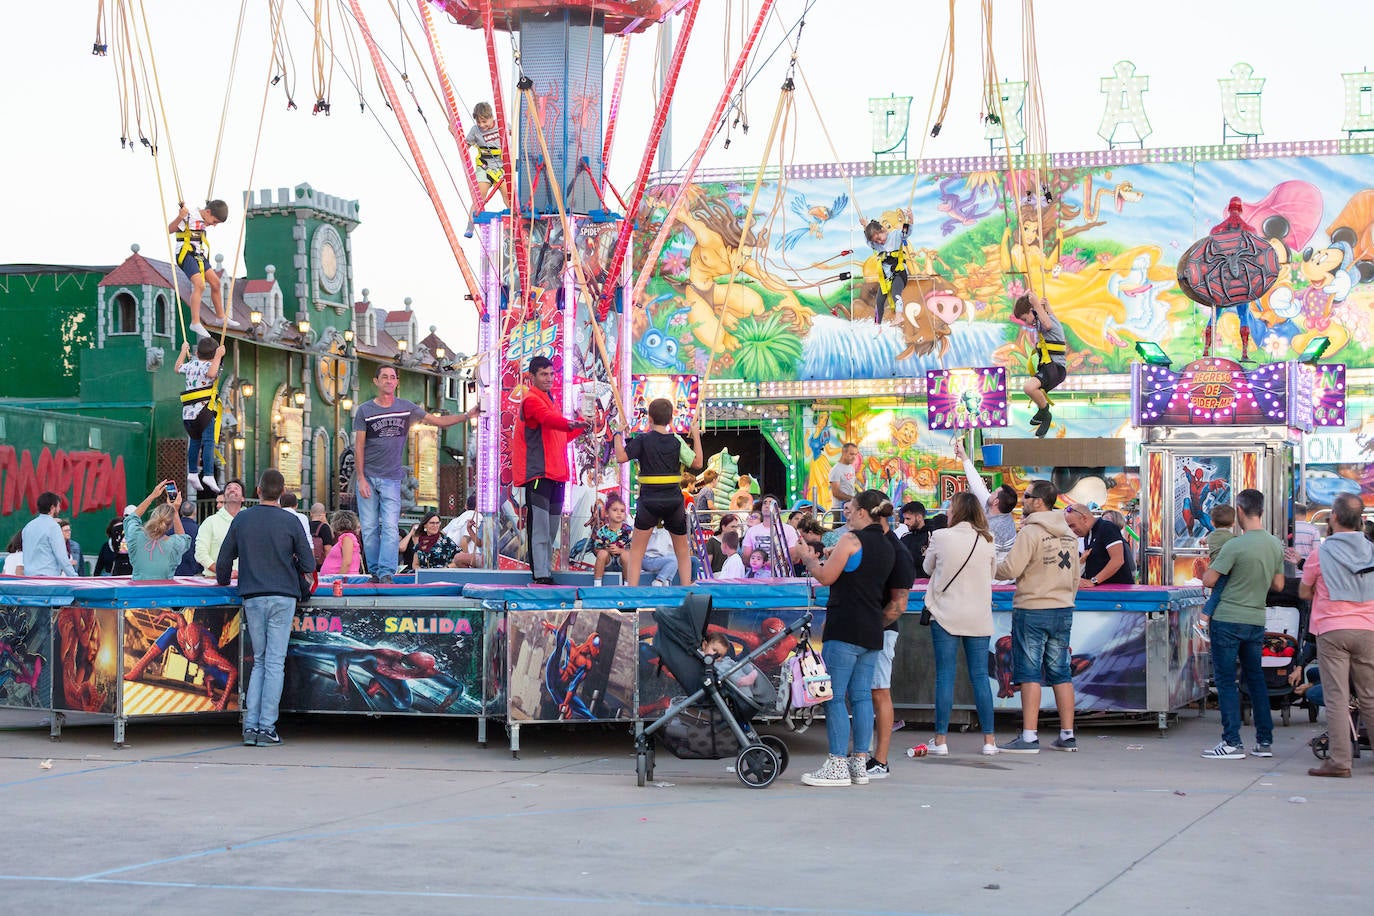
top-left (460, 2), bottom-right (670, 572)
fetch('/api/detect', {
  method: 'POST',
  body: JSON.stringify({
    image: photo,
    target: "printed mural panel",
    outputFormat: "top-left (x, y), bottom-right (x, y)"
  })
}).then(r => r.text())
top-left (506, 609), bottom-right (636, 723)
top-left (53, 606), bottom-right (118, 714)
top-left (988, 611), bottom-right (1150, 712)
top-left (122, 607), bottom-right (241, 716)
top-left (0, 607), bottom-right (50, 710)
top-left (280, 607), bottom-right (485, 716)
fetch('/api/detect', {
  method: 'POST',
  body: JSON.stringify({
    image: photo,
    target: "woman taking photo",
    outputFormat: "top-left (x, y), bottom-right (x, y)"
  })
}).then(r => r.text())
top-left (795, 488), bottom-right (897, 787)
top-left (923, 491), bottom-right (999, 755)
top-left (125, 480), bottom-right (192, 581)
top-left (401, 511), bottom-right (459, 570)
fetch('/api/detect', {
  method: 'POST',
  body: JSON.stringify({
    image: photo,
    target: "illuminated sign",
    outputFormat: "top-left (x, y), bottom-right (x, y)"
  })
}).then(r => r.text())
top-left (938, 472), bottom-right (1001, 504)
top-left (926, 367), bottom-right (1009, 430)
top-left (1098, 60), bottom-right (1153, 147)
top-left (1131, 358), bottom-right (1330, 431)
top-left (869, 94), bottom-right (913, 157)
top-left (1219, 62), bottom-right (1265, 138)
top-left (629, 374), bottom-right (700, 435)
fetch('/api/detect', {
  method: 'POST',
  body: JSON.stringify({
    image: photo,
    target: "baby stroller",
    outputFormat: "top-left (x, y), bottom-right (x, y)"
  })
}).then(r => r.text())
top-left (633, 594), bottom-right (811, 788)
top-left (1240, 600), bottom-right (1305, 727)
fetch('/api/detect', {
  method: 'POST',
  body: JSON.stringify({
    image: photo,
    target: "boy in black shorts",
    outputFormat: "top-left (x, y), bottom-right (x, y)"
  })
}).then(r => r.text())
top-left (612, 397), bottom-right (704, 586)
top-left (1012, 294), bottom-right (1067, 438)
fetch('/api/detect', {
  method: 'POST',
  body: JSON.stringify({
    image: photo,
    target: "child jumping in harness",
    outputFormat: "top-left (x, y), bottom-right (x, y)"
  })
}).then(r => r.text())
top-left (168, 200), bottom-right (236, 337)
top-left (865, 215), bottom-right (912, 326)
top-left (1013, 294), bottom-right (1067, 438)
top-left (467, 102), bottom-right (509, 212)
top-left (174, 337), bottom-right (226, 495)
top-left (612, 397), bottom-right (704, 587)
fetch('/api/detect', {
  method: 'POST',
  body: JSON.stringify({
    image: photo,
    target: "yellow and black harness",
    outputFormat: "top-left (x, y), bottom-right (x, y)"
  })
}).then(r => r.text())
top-left (1031, 337), bottom-right (1066, 372)
top-left (174, 224), bottom-right (209, 272)
top-left (181, 383), bottom-right (225, 462)
top-left (475, 144), bottom-right (504, 184)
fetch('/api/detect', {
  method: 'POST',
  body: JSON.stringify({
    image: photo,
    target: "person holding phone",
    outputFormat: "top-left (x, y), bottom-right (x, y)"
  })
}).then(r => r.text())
top-left (124, 480), bottom-right (192, 581)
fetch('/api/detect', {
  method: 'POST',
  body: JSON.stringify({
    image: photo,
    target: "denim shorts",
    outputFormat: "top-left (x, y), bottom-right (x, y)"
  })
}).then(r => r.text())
top-left (1011, 608), bottom-right (1074, 686)
top-left (871, 629), bottom-right (898, 689)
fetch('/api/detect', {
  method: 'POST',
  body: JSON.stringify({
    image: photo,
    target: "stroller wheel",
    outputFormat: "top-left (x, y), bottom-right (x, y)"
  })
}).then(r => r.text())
top-left (735, 745), bottom-right (781, 789)
top-left (1281, 704), bottom-right (1291, 727)
top-left (635, 750), bottom-right (648, 787)
top-left (1310, 734), bottom-right (1330, 760)
top-left (759, 735), bottom-right (789, 775)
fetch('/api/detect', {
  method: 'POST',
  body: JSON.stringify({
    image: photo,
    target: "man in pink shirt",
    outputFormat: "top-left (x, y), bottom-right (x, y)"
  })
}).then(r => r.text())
top-left (1298, 493), bottom-right (1374, 777)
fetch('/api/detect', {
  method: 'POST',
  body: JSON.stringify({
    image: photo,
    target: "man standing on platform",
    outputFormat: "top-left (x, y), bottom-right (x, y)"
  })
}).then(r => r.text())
top-left (995, 479), bottom-right (1081, 754)
top-left (513, 356), bottom-right (590, 584)
top-left (829, 442), bottom-right (861, 524)
top-left (353, 365), bottom-right (479, 583)
top-left (215, 468), bottom-right (315, 747)
top-left (1201, 488), bottom-right (1285, 760)
top-left (1299, 493), bottom-right (1374, 777)
top-left (21, 492), bottom-right (77, 577)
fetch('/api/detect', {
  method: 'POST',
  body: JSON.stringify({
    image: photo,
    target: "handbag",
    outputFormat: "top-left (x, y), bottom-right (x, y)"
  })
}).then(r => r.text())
top-left (921, 532), bottom-right (980, 626)
top-left (785, 629), bottom-right (832, 707)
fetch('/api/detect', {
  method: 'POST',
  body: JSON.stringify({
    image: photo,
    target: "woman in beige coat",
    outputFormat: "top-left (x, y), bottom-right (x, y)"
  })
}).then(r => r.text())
top-left (922, 491), bottom-right (1000, 755)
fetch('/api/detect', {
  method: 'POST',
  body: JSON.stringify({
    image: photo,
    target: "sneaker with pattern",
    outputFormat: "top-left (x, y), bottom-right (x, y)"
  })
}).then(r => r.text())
top-left (801, 754), bottom-right (852, 787)
top-left (1201, 741), bottom-right (1244, 759)
top-left (847, 755), bottom-right (870, 785)
top-left (865, 758), bottom-right (890, 779)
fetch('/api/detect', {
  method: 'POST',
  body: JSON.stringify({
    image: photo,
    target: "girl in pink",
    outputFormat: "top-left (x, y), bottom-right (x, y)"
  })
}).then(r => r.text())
top-left (320, 510), bottom-right (362, 575)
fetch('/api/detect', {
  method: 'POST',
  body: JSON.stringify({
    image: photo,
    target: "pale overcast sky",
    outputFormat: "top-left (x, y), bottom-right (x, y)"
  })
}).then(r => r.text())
top-left (3, 1), bottom-right (1370, 357)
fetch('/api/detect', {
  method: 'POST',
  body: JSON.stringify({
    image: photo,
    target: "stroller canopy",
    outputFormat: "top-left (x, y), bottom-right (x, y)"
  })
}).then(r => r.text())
top-left (652, 593), bottom-right (713, 690)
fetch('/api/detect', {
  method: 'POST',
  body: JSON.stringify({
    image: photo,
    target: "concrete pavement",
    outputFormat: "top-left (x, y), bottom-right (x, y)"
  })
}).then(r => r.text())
top-left (1, 707), bottom-right (1369, 915)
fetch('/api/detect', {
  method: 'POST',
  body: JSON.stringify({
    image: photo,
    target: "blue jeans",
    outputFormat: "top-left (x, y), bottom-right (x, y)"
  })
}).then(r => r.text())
top-left (643, 553), bottom-right (678, 584)
top-left (242, 595), bottom-right (296, 732)
top-left (184, 412), bottom-right (215, 475)
top-left (1210, 619), bottom-right (1273, 747)
top-left (821, 640), bottom-right (880, 758)
top-left (357, 475), bottom-right (402, 577)
top-left (930, 621), bottom-right (996, 735)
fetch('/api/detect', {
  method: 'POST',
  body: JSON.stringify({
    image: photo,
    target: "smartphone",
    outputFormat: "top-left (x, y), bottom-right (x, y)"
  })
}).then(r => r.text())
top-left (164, 483), bottom-right (178, 498)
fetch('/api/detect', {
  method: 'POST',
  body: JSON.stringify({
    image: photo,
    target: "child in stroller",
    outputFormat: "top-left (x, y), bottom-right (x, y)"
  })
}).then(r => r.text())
top-left (633, 594), bottom-right (809, 788)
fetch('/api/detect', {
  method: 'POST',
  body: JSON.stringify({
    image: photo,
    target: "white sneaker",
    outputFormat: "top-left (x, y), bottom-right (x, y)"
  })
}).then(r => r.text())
top-left (189, 322), bottom-right (209, 337)
top-left (200, 475), bottom-right (222, 494)
top-left (847, 755), bottom-right (870, 785)
top-left (186, 473), bottom-right (203, 493)
top-left (801, 754), bottom-right (852, 787)
top-left (927, 740), bottom-right (950, 756)
top-left (982, 743), bottom-right (1001, 756)
top-left (1201, 741), bottom-right (1245, 759)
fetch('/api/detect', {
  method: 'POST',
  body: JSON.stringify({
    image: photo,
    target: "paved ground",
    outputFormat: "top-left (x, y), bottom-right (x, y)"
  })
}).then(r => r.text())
top-left (1, 705), bottom-right (1369, 915)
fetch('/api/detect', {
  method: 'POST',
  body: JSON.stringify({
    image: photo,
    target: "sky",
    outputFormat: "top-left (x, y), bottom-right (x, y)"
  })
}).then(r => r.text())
top-left (3, 1), bottom-right (1371, 360)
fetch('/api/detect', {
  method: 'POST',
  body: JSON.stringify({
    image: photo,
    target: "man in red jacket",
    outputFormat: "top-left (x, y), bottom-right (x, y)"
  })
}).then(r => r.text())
top-left (514, 356), bottom-right (590, 584)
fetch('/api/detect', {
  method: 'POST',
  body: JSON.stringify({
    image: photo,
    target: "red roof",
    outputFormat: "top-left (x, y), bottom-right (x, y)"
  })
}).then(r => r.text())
top-left (242, 280), bottom-right (275, 294)
top-left (385, 309), bottom-right (413, 323)
top-left (99, 252), bottom-right (175, 289)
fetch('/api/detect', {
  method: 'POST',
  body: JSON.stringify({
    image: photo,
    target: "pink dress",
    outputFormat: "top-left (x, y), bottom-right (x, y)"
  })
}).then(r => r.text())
top-left (319, 532), bottom-right (361, 575)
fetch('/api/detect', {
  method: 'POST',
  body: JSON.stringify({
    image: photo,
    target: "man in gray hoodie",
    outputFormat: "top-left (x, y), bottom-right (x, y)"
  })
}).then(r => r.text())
top-left (1299, 493), bottom-right (1374, 777)
top-left (994, 479), bottom-right (1081, 753)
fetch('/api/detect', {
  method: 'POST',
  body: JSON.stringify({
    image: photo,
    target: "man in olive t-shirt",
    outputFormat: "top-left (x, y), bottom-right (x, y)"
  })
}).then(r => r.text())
top-left (1200, 488), bottom-right (1285, 760)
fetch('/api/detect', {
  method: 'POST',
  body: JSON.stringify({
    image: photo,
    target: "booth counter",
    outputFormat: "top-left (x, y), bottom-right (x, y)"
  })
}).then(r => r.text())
top-left (0, 578), bottom-right (1207, 748)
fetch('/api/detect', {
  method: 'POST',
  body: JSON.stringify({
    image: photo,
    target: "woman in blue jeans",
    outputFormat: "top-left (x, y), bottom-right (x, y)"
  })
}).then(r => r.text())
top-left (796, 489), bottom-right (898, 787)
top-left (922, 492), bottom-right (1000, 754)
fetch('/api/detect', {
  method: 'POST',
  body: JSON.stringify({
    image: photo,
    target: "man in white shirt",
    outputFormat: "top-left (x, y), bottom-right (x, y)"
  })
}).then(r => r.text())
top-left (828, 442), bottom-right (861, 523)
top-left (280, 492), bottom-right (313, 543)
top-left (442, 494), bottom-right (480, 552)
top-left (954, 438), bottom-right (1018, 564)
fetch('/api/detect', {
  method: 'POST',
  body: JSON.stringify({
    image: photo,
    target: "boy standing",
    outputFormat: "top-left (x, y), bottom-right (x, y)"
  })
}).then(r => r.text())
top-left (174, 337), bottom-right (226, 495)
top-left (1012, 294), bottom-right (1067, 438)
top-left (168, 200), bottom-right (236, 336)
top-left (612, 397), bottom-right (704, 586)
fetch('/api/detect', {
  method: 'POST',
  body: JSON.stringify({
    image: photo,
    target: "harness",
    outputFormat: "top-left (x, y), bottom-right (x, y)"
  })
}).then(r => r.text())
top-left (1032, 337), bottom-right (1066, 371)
top-left (638, 475), bottom-right (681, 485)
top-left (475, 144), bottom-right (503, 182)
top-left (174, 221), bottom-right (208, 265)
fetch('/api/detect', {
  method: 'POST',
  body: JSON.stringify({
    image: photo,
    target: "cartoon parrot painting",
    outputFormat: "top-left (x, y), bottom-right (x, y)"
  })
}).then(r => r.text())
top-left (778, 192), bottom-right (849, 252)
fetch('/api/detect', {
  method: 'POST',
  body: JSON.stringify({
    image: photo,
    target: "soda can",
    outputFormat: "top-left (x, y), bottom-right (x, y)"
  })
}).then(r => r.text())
top-left (332, 578), bottom-right (344, 597)
top-left (906, 744), bottom-right (928, 758)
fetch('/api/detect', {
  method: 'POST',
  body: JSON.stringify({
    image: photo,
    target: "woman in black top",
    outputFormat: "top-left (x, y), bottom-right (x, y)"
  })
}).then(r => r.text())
top-left (795, 489), bottom-right (898, 787)
top-left (613, 398), bottom-right (703, 586)
top-left (93, 517), bottom-right (133, 576)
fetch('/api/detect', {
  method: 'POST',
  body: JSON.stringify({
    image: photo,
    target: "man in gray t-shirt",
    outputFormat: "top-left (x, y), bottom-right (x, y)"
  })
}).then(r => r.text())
top-left (352, 365), bottom-right (478, 581)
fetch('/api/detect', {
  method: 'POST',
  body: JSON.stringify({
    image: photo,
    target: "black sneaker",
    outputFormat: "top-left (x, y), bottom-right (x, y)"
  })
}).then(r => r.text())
top-left (242, 729), bottom-right (259, 747)
top-left (1034, 414), bottom-right (1053, 438)
top-left (377, 574), bottom-right (394, 584)
top-left (1029, 406), bottom-right (1049, 425)
top-left (256, 726), bottom-right (283, 747)
top-left (865, 758), bottom-right (890, 779)
top-left (532, 576), bottom-right (556, 585)
top-left (368, 573), bottom-right (380, 584)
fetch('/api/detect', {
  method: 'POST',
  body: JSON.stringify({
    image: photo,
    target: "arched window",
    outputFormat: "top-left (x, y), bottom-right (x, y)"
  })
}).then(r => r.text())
top-left (112, 291), bottom-right (139, 334)
top-left (153, 294), bottom-right (169, 336)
